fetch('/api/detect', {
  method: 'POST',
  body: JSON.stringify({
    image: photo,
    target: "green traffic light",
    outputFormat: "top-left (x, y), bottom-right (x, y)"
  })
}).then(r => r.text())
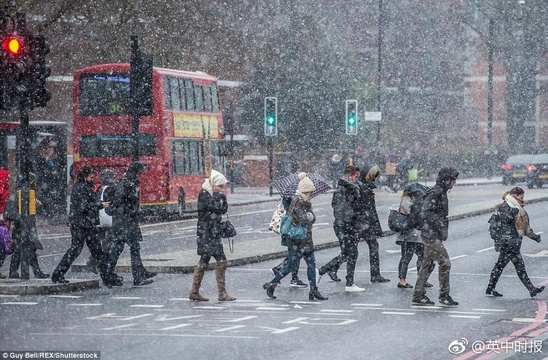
top-left (348, 116), bottom-right (356, 125)
top-left (267, 116), bottom-right (276, 125)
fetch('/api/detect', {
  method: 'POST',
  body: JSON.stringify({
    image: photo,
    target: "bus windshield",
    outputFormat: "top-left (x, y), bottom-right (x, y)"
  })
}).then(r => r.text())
top-left (79, 74), bottom-right (131, 116)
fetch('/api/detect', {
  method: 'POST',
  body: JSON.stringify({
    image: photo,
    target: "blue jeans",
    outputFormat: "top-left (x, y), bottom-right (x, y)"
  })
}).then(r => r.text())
top-left (272, 248), bottom-right (316, 288)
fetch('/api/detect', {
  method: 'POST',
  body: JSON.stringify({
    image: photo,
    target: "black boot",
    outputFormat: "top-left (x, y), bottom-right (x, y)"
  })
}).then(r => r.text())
top-left (263, 282), bottom-right (277, 299)
top-left (309, 287), bottom-right (328, 301)
top-left (529, 286), bottom-right (545, 298)
top-left (486, 287), bottom-right (503, 297)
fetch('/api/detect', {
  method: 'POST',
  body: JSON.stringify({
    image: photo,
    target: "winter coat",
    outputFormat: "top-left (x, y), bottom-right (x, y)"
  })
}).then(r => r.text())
top-left (497, 203), bottom-right (538, 251)
top-left (109, 166), bottom-right (142, 226)
top-left (287, 194), bottom-right (316, 255)
top-left (69, 179), bottom-right (103, 229)
top-left (420, 168), bottom-right (458, 241)
top-left (396, 196), bottom-right (422, 245)
top-left (196, 189), bottom-right (228, 256)
top-left (356, 181), bottom-right (383, 239)
top-left (331, 177), bottom-right (361, 237)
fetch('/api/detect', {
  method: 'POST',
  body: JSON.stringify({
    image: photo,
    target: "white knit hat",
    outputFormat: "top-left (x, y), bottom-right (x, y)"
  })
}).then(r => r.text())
top-left (297, 172), bottom-right (316, 193)
top-left (210, 169), bottom-right (228, 186)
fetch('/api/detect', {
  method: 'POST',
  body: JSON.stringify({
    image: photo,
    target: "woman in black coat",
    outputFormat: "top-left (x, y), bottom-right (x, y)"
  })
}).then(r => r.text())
top-left (189, 170), bottom-right (236, 302)
top-left (486, 187), bottom-right (544, 298)
top-left (51, 166), bottom-right (113, 286)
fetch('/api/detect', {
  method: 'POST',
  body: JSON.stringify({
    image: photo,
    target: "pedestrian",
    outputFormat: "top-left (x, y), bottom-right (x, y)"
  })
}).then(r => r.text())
top-left (263, 173), bottom-right (327, 301)
top-left (270, 196), bottom-right (308, 288)
top-left (395, 183), bottom-right (432, 289)
top-left (106, 162), bottom-right (156, 286)
top-left (412, 167), bottom-right (459, 306)
top-left (189, 169), bottom-right (236, 302)
top-left (485, 187), bottom-right (544, 298)
top-left (33, 138), bottom-right (63, 218)
top-left (51, 166), bottom-right (116, 287)
top-left (8, 173), bottom-right (50, 279)
top-left (86, 169), bottom-right (117, 274)
top-left (384, 154), bottom-right (398, 192)
top-left (0, 169), bottom-right (10, 278)
top-left (396, 150), bottom-right (414, 189)
top-left (357, 165), bottom-right (390, 283)
top-left (318, 165), bottom-right (366, 292)
top-left (329, 153), bottom-right (344, 188)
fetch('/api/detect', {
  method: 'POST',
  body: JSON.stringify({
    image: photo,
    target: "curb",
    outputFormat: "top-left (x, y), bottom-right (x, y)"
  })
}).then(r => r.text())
top-left (0, 279), bottom-right (100, 295)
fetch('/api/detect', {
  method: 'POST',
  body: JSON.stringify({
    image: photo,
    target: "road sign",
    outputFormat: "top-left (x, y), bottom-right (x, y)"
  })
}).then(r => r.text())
top-left (364, 111), bottom-right (382, 122)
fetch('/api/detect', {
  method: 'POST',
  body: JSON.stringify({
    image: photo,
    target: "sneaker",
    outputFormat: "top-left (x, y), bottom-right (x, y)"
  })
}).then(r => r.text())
top-left (439, 294), bottom-right (459, 306)
top-left (486, 288), bottom-right (503, 297)
top-left (290, 279), bottom-right (308, 288)
top-left (328, 271), bottom-right (342, 282)
top-left (412, 295), bottom-right (434, 306)
top-left (345, 284), bottom-right (366, 292)
top-left (133, 278), bottom-right (153, 286)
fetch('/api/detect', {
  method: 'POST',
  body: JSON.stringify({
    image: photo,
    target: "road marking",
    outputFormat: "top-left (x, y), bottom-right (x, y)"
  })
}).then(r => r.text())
top-left (155, 315), bottom-right (202, 321)
top-left (320, 309), bottom-right (353, 313)
top-left (49, 295), bottom-right (82, 299)
top-left (69, 303), bottom-right (103, 307)
top-left (130, 304), bottom-right (164, 308)
top-left (2, 302), bottom-right (38, 305)
top-left (215, 325), bottom-right (246, 332)
top-left (103, 323), bottom-right (139, 330)
top-left (225, 316), bottom-right (257, 322)
top-left (120, 314), bottom-right (154, 321)
top-left (283, 317), bottom-right (308, 324)
top-left (192, 306), bottom-right (227, 310)
top-left (385, 249), bottom-right (401, 254)
top-left (31, 332), bottom-right (259, 339)
top-left (259, 326), bottom-right (300, 334)
top-left (160, 324), bottom-right (192, 331)
top-left (0, 295), bottom-right (19, 298)
top-left (168, 298), bottom-right (190, 301)
top-left (476, 247), bottom-right (494, 253)
top-left (449, 315), bottom-right (481, 319)
top-left (382, 311), bottom-right (415, 315)
top-left (511, 318), bottom-right (547, 323)
top-left (351, 303), bottom-right (383, 307)
top-left (473, 308), bottom-right (506, 312)
top-left (112, 297), bottom-right (143, 300)
top-left (450, 255), bottom-right (468, 260)
top-left (256, 307), bottom-right (289, 311)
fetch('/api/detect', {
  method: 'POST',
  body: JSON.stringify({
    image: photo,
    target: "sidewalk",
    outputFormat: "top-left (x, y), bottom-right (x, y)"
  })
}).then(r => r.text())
top-left (3, 176), bottom-right (546, 295)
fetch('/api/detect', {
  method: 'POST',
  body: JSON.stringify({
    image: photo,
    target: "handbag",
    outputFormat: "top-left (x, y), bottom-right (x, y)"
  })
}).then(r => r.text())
top-left (268, 202), bottom-right (286, 234)
top-left (0, 225), bottom-right (13, 255)
top-left (388, 201), bottom-right (409, 233)
top-left (98, 186), bottom-right (113, 227)
top-left (280, 214), bottom-right (307, 241)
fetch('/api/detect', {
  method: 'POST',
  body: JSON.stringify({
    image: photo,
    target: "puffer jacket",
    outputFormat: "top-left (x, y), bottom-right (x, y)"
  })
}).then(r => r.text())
top-left (420, 167), bottom-right (458, 241)
top-left (196, 189), bottom-right (228, 256)
top-left (287, 194), bottom-right (316, 254)
top-left (356, 181), bottom-right (383, 239)
top-left (332, 177), bottom-right (361, 232)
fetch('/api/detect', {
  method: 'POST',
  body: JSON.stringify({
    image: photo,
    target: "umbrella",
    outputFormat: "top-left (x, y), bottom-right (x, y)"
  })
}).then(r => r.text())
top-left (273, 173), bottom-right (332, 199)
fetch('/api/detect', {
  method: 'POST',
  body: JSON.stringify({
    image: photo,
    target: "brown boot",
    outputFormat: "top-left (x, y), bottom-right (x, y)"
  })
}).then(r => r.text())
top-left (216, 260), bottom-right (236, 301)
top-left (189, 264), bottom-right (209, 301)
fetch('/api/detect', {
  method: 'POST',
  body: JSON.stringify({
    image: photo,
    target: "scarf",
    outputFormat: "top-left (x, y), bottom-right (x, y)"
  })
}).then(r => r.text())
top-left (202, 178), bottom-right (214, 195)
top-left (504, 194), bottom-right (529, 235)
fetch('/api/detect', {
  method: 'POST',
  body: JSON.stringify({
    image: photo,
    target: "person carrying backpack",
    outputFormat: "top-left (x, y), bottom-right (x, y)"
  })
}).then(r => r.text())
top-left (395, 183), bottom-right (432, 289)
top-left (485, 187), bottom-right (544, 298)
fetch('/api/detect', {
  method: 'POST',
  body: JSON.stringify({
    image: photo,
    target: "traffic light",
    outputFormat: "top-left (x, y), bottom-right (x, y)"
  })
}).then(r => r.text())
top-left (345, 100), bottom-right (358, 135)
top-left (130, 37), bottom-right (153, 117)
top-left (28, 34), bottom-right (51, 108)
top-left (264, 97), bottom-right (277, 136)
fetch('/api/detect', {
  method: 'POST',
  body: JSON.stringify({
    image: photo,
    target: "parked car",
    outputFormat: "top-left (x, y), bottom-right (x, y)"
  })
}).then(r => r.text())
top-left (525, 153), bottom-right (548, 188)
top-left (501, 154), bottom-right (535, 185)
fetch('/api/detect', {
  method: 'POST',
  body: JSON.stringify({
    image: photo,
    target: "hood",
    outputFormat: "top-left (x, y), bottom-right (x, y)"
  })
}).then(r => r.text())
top-left (126, 162), bottom-right (145, 179)
top-left (436, 167), bottom-right (459, 190)
top-left (99, 169), bottom-right (117, 185)
top-left (337, 177), bottom-right (359, 192)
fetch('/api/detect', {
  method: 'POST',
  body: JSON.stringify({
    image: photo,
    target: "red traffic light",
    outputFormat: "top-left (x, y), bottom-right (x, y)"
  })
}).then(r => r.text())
top-left (2, 37), bottom-right (24, 56)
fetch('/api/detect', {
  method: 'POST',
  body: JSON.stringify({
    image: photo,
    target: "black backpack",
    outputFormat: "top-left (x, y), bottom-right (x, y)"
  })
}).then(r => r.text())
top-left (488, 212), bottom-right (502, 251)
top-left (407, 184), bottom-right (430, 230)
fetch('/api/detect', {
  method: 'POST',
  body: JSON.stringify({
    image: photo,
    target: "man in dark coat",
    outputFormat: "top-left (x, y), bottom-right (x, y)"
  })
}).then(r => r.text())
top-left (412, 167), bottom-right (459, 306)
top-left (106, 162), bottom-right (156, 286)
top-left (51, 166), bottom-right (115, 287)
top-left (318, 165), bottom-right (365, 292)
top-left (358, 165), bottom-right (390, 283)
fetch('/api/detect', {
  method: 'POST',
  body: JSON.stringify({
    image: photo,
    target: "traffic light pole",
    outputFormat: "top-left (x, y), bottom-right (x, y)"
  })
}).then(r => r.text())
top-left (268, 137), bottom-right (273, 197)
top-left (130, 36), bottom-right (140, 162)
top-left (18, 92), bottom-right (32, 281)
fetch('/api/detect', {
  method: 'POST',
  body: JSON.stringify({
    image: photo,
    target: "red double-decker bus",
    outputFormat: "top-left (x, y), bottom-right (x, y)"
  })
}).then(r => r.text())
top-left (72, 63), bottom-right (226, 217)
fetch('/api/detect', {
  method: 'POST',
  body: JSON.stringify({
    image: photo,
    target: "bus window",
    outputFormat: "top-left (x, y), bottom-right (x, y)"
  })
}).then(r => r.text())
top-left (169, 77), bottom-right (182, 111)
top-left (211, 83), bottom-right (220, 112)
top-left (171, 140), bottom-right (203, 175)
top-left (185, 80), bottom-right (195, 111)
top-left (164, 77), bottom-right (172, 109)
top-left (79, 74), bottom-right (131, 116)
top-left (203, 85), bottom-right (212, 112)
top-left (194, 85), bottom-right (204, 112)
top-left (80, 134), bottom-right (156, 158)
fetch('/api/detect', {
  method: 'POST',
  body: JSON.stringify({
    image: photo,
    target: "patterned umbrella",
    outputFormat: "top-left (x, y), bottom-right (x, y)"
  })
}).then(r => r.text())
top-left (273, 173), bottom-right (332, 199)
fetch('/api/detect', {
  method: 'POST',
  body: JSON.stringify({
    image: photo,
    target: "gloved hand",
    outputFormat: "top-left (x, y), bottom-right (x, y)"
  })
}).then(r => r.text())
top-left (530, 233), bottom-right (542, 243)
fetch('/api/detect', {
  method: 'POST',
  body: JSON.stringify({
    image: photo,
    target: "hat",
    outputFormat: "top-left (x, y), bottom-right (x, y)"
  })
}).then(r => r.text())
top-left (297, 172), bottom-right (316, 193)
top-left (100, 169), bottom-right (117, 185)
top-left (210, 169), bottom-right (228, 186)
top-left (365, 165), bottom-right (381, 183)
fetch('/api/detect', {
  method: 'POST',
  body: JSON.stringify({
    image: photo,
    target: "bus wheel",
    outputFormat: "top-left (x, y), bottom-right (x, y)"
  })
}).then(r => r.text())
top-left (177, 190), bottom-right (185, 219)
